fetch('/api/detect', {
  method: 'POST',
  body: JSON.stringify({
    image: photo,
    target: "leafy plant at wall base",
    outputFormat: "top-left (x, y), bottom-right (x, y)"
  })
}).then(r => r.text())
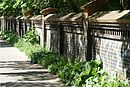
top-left (23, 28), bottom-right (39, 44)
top-left (58, 61), bottom-right (90, 86)
top-left (39, 52), bottom-right (68, 68)
top-left (15, 38), bottom-right (43, 60)
top-left (86, 70), bottom-right (129, 87)
top-left (1, 30), bottom-right (129, 87)
top-left (48, 55), bottom-right (68, 75)
top-left (72, 60), bottom-right (102, 87)
top-left (48, 63), bottom-right (63, 75)
top-left (0, 30), bottom-right (19, 45)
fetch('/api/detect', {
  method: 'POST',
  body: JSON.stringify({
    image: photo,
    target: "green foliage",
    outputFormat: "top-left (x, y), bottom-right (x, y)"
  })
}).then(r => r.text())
top-left (86, 70), bottom-right (129, 87)
top-left (47, 0), bottom-right (91, 13)
top-left (23, 28), bottom-right (39, 44)
top-left (1, 0), bottom-right (130, 16)
top-left (0, 28), bottom-right (39, 56)
top-left (58, 60), bottom-right (102, 86)
top-left (36, 52), bottom-right (68, 68)
top-left (14, 39), bottom-right (42, 58)
top-left (0, 0), bottom-right (16, 16)
top-left (48, 63), bottom-right (63, 75)
top-left (47, 55), bottom-right (68, 74)
top-left (0, 30), bottom-right (19, 45)
top-left (0, 0), bottom-right (45, 16)
top-left (1, 30), bottom-right (129, 87)
top-left (58, 60), bottom-right (129, 87)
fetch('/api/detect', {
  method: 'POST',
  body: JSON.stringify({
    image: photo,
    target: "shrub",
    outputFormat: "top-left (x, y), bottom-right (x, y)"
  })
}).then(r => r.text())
top-left (86, 70), bottom-right (129, 87)
top-left (58, 60), bottom-right (102, 86)
top-left (1, 30), bottom-right (129, 87)
top-left (23, 28), bottom-right (39, 44)
top-left (0, 30), bottom-right (19, 45)
top-left (37, 52), bottom-right (68, 68)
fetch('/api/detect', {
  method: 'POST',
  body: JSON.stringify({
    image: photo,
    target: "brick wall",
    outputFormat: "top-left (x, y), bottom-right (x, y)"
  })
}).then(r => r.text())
top-left (95, 34), bottom-right (130, 79)
top-left (1, 15), bottom-right (130, 80)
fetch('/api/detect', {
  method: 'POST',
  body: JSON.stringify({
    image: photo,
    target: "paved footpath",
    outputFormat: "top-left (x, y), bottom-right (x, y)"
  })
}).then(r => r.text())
top-left (0, 38), bottom-right (67, 87)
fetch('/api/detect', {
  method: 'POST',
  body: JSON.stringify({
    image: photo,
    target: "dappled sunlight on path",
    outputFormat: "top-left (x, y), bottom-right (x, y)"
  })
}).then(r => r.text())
top-left (0, 38), bottom-right (68, 87)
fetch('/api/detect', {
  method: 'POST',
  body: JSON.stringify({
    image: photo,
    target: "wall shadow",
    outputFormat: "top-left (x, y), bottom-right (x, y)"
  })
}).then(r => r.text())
top-left (0, 61), bottom-right (68, 87)
top-left (0, 39), bottom-right (12, 48)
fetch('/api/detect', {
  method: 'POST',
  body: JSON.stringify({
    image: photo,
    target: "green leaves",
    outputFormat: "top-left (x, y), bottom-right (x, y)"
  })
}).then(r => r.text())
top-left (1, 30), bottom-right (129, 87)
top-left (0, 0), bottom-right (45, 16)
top-left (1, 0), bottom-right (17, 16)
top-left (0, 30), bottom-right (19, 45)
top-left (86, 70), bottom-right (129, 87)
top-left (57, 60), bottom-right (103, 86)
top-left (13, 0), bottom-right (23, 9)
top-left (23, 27), bottom-right (39, 44)
top-left (0, 0), bottom-right (92, 16)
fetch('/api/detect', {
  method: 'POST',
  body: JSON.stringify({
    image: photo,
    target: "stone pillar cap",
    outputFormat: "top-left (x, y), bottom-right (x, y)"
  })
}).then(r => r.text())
top-left (40, 7), bottom-right (58, 15)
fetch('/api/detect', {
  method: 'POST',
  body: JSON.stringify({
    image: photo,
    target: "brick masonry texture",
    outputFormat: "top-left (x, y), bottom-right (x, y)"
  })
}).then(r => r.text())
top-left (95, 35), bottom-right (130, 80)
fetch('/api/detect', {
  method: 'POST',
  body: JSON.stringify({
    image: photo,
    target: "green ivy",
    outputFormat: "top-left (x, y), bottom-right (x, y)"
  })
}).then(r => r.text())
top-left (58, 60), bottom-right (102, 86)
top-left (86, 70), bottom-right (129, 87)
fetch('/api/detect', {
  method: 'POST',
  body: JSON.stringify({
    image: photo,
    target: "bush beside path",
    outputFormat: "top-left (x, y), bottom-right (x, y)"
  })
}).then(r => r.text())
top-left (0, 38), bottom-right (68, 87)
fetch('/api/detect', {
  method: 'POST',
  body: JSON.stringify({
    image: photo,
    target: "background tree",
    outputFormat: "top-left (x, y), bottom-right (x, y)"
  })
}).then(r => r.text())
top-left (108, 0), bottom-right (129, 10)
top-left (120, 0), bottom-right (129, 9)
top-left (0, 0), bottom-right (16, 16)
top-left (47, 0), bottom-right (91, 13)
top-left (0, 0), bottom-right (129, 17)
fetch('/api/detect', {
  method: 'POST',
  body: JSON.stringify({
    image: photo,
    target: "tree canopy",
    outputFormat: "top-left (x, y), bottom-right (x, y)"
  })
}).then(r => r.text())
top-left (0, 0), bottom-right (129, 17)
